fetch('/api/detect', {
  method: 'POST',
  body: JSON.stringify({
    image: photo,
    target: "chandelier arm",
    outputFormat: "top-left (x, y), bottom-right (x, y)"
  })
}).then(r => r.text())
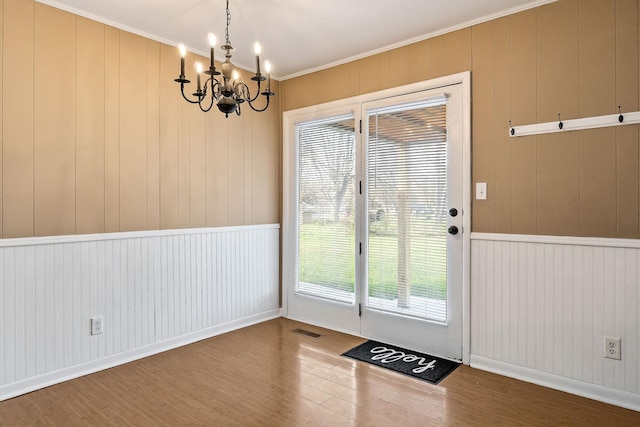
top-left (198, 88), bottom-right (216, 113)
top-left (246, 93), bottom-right (272, 113)
top-left (180, 83), bottom-right (203, 104)
top-left (237, 81), bottom-right (263, 104)
top-left (199, 99), bottom-right (216, 113)
top-left (210, 79), bottom-right (222, 100)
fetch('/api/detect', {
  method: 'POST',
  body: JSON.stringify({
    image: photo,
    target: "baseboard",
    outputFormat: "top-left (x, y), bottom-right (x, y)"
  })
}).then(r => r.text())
top-left (470, 355), bottom-right (640, 412)
top-left (0, 309), bottom-right (282, 402)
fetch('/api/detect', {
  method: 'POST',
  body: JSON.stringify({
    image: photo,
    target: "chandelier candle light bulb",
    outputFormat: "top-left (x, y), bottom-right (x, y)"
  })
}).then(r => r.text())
top-left (208, 33), bottom-right (216, 73)
top-left (254, 42), bottom-right (261, 75)
top-left (232, 70), bottom-right (242, 98)
top-left (232, 69), bottom-right (240, 84)
top-left (195, 62), bottom-right (203, 92)
top-left (265, 61), bottom-right (271, 92)
top-left (178, 43), bottom-right (187, 78)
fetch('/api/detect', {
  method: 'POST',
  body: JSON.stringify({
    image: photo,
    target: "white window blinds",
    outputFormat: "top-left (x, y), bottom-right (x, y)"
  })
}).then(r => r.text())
top-left (295, 114), bottom-right (356, 303)
top-left (366, 96), bottom-right (449, 321)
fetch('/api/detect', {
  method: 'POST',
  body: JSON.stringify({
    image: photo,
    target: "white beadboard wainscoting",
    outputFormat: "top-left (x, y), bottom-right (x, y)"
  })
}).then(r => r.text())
top-left (0, 224), bottom-right (280, 401)
top-left (471, 233), bottom-right (640, 411)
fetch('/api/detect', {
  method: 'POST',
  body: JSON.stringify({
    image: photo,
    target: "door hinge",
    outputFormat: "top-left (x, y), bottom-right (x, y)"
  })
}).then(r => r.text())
top-left (359, 181), bottom-right (362, 194)
top-left (359, 242), bottom-right (362, 255)
top-left (359, 120), bottom-right (362, 133)
top-left (358, 303), bottom-right (362, 317)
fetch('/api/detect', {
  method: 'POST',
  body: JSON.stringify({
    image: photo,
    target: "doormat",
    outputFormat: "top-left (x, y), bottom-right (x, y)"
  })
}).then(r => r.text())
top-left (342, 340), bottom-right (460, 384)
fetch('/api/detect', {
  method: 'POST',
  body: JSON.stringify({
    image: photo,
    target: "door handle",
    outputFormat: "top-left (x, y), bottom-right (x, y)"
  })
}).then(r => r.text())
top-left (448, 226), bottom-right (459, 235)
top-left (449, 208), bottom-right (458, 217)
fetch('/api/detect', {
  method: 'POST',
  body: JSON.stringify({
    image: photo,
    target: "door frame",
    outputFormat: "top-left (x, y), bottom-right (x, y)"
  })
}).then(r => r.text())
top-left (282, 71), bottom-right (471, 364)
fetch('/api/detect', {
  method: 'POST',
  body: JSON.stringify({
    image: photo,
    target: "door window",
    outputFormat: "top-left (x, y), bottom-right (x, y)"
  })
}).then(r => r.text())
top-left (295, 114), bottom-right (356, 303)
top-left (365, 97), bottom-right (449, 322)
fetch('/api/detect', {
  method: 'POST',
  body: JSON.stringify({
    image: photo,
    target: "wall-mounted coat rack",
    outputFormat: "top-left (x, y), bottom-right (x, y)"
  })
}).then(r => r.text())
top-left (509, 107), bottom-right (640, 138)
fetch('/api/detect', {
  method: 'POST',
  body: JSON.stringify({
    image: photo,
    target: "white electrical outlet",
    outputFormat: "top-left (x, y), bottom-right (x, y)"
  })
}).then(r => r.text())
top-left (604, 336), bottom-right (621, 360)
top-left (91, 317), bottom-right (104, 335)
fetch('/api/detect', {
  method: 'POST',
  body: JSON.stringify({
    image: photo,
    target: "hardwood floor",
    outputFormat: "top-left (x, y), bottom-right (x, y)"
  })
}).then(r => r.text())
top-left (1, 318), bottom-right (639, 426)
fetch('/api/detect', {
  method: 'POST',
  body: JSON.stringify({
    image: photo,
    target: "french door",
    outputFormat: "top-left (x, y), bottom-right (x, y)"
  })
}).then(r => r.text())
top-left (283, 76), bottom-right (469, 361)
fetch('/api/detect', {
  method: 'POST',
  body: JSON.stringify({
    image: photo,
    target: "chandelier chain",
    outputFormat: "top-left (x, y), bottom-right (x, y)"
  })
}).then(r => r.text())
top-left (225, 0), bottom-right (231, 46)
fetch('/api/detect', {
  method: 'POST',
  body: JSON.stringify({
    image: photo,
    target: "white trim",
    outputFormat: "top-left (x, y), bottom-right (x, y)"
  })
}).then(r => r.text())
top-left (0, 224), bottom-right (279, 248)
top-left (33, 0), bottom-right (258, 78)
top-left (471, 231), bottom-right (640, 249)
top-left (0, 308), bottom-right (281, 402)
top-left (280, 0), bottom-right (557, 80)
top-left (284, 73), bottom-right (470, 117)
top-left (36, 0), bottom-right (178, 48)
top-left (461, 72), bottom-right (472, 365)
top-left (36, 0), bottom-right (557, 82)
top-left (510, 111), bottom-right (640, 137)
top-left (471, 355), bottom-right (640, 412)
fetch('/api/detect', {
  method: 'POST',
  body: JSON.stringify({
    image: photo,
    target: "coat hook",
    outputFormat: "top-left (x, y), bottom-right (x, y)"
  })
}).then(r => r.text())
top-left (509, 120), bottom-right (515, 136)
top-left (618, 106), bottom-right (624, 123)
top-left (558, 113), bottom-right (563, 130)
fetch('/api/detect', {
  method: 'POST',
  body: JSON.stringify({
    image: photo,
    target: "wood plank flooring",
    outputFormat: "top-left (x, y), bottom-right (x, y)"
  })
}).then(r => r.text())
top-left (1, 318), bottom-right (639, 426)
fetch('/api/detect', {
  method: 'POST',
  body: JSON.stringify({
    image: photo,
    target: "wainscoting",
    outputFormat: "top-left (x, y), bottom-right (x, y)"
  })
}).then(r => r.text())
top-left (0, 224), bottom-right (280, 401)
top-left (471, 233), bottom-right (640, 411)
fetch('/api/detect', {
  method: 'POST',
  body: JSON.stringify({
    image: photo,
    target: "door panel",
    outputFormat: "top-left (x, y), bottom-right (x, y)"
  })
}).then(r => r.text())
top-left (285, 109), bottom-right (361, 334)
top-left (360, 86), bottom-right (463, 359)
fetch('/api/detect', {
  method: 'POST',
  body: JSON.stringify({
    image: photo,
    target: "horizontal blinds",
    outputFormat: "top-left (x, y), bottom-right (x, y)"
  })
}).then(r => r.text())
top-left (366, 98), bottom-right (448, 321)
top-left (295, 115), bottom-right (356, 303)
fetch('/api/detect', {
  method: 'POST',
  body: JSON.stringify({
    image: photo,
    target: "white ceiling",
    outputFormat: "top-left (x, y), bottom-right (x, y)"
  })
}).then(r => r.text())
top-left (39, 0), bottom-right (554, 80)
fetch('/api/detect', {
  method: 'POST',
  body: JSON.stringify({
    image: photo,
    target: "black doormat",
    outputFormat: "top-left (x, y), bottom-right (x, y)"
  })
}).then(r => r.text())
top-left (342, 340), bottom-right (460, 384)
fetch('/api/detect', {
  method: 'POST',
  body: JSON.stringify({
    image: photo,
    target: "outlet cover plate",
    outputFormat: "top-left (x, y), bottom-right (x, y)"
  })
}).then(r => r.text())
top-left (604, 336), bottom-right (621, 360)
top-left (91, 317), bottom-right (103, 335)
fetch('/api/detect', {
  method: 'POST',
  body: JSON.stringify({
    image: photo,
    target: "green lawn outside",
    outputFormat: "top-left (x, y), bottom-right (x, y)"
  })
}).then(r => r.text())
top-left (299, 220), bottom-right (447, 300)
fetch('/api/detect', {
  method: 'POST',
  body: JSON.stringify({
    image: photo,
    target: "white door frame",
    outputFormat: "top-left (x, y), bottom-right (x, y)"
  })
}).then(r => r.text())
top-left (282, 71), bottom-right (471, 364)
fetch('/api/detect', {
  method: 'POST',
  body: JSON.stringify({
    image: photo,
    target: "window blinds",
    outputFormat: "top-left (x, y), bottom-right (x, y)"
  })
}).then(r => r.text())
top-left (295, 114), bottom-right (356, 303)
top-left (366, 97), bottom-right (449, 322)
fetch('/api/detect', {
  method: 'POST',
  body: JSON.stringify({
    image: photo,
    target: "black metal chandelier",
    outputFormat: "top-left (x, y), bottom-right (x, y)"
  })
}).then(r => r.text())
top-left (174, 0), bottom-right (274, 117)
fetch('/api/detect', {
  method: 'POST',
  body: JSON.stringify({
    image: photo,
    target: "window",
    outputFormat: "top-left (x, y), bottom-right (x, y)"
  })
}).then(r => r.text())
top-left (295, 114), bottom-right (356, 303)
top-left (365, 97), bottom-right (448, 321)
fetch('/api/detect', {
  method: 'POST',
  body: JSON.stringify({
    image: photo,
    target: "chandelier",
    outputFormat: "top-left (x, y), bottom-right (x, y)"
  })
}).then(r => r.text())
top-left (174, 0), bottom-right (274, 117)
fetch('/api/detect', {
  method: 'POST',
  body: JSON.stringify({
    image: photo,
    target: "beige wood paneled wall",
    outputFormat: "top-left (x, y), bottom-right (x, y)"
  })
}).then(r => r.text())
top-left (0, 0), bottom-right (280, 238)
top-left (281, 0), bottom-right (639, 238)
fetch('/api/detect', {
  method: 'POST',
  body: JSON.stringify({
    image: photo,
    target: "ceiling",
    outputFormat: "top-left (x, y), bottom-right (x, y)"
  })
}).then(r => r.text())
top-left (39, 0), bottom-right (554, 80)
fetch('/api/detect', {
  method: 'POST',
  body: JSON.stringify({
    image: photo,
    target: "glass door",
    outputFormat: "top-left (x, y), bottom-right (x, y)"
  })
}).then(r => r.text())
top-left (283, 78), bottom-right (467, 360)
top-left (284, 109), bottom-right (361, 333)
top-left (360, 86), bottom-right (463, 359)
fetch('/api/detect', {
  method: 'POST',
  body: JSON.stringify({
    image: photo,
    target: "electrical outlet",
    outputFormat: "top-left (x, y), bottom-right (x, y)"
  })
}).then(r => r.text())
top-left (91, 317), bottom-right (104, 335)
top-left (604, 336), bottom-right (621, 360)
